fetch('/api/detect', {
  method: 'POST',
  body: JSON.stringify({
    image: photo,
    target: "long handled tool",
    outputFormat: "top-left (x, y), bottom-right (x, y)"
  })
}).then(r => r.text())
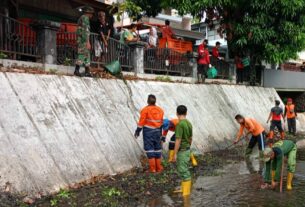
top-left (224, 136), bottom-right (247, 150)
top-left (279, 156), bottom-right (285, 193)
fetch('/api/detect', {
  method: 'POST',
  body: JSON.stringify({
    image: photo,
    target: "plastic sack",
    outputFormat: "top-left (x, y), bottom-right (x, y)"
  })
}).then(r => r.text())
top-left (104, 60), bottom-right (121, 75)
top-left (207, 67), bottom-right (218, 79)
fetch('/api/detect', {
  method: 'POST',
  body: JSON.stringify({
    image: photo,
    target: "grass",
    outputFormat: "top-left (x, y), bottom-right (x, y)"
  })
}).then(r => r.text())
top-left (48, 69), bottom-right (58, 74)
top-left (155, 76), bottom-right (172, 82)
top-left (0, 52), bottom-right (7, 59)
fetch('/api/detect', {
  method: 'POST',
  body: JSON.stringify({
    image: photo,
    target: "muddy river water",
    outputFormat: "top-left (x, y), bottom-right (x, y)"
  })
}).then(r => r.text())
top-left (140, 159), bottom-right (305, 207)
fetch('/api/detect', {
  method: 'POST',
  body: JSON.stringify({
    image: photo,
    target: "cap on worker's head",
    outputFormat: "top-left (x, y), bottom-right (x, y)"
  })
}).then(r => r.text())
top-left (263, 147), bottom-right (273, 162)
top-left (287, 98), bottom-right (293, 102)
top-left (162, 119), bottom-right (170, 130)
top-left (79, 6), bottom-right (95, 14)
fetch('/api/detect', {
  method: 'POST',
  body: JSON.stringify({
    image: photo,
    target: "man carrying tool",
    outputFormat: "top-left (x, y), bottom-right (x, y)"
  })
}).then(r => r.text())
top-left (284, 98), bottom-right (297, 136)
top-left (261, 140), bottom-right (297, 190)
top-left (266, 100), bottom-right (285, 140)
top-left (134, 95), bottom-right (164, 173)
top-left (171, 105), bottom-right (193, 197)
top-left (162, 118), bottom-right (197, 166)
top-left (234, 114), bottom-right (266, 157)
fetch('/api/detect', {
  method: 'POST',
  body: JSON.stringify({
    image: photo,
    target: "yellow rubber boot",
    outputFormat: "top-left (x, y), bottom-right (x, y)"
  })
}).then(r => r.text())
top-left (287, 172), bottom-right (294, 190)
top-left (168, 150), bottom-right (175, 162)
top-left (182, 180), bottom-right (192, 197)
top-left (271, 170), bottom-right (275, 182)
top-left (190, 153), bottom-right (198, 167)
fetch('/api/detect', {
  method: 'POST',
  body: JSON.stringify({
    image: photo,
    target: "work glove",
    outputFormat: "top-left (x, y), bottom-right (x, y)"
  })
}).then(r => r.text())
top-left (161, 136), bottom-right (166, 142)
top-left (134, 127), bottom-right (142, 138)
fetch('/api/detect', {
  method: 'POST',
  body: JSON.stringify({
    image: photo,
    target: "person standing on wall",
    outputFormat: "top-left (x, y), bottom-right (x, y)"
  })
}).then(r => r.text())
top-left (171, 105), bottom-right (193, 197)
top-left (74, 6), bottom-right (94, 77)
top-left (197, 39), bottom-right (210, 83)
top-left (235, 55), bottom-right (244, 84)
top-left (284, 98), bottom-right (297, 136)
top-left (212, 41), bottom-right (222, 59)
top-left (266, 100), bottom-right (285, 141)
top-left (97, 11), bottom-right (111, 62)
top-left (134, 95), bottom-right (164, 173)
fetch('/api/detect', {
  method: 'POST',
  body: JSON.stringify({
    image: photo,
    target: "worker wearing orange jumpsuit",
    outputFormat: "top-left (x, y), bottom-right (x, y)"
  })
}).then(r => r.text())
top-left (135, 94), bottom-right (164, 173)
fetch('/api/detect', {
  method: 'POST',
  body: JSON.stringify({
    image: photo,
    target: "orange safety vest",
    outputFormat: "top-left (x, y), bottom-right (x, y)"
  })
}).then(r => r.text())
top-left (285, 104), bottom-right (296, 119)
top-left (138, 105), bottom-right (164, 129)
top-left (237, 118), bottom-right (265, 138)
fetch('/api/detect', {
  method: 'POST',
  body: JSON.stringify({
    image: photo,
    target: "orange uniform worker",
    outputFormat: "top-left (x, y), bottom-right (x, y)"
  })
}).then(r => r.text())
top-left (266, 100), bottom-right (285, 140)
top-left (234, 114), bottom-right (266, 157)
top-left (284, 98), bottom-right (297, 135)
top-left (162, 119), bottom-right (197, 166)
top-left (134, 94), bottom-right (164, 173)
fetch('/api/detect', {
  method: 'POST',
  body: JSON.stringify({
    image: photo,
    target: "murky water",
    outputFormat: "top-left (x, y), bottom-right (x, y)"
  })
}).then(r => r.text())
top-left (140, 159), bottom-right (305, 207)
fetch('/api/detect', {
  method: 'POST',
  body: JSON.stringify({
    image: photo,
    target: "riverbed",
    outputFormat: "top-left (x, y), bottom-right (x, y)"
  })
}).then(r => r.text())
top-left (140, 157), bottom-right (305, 207)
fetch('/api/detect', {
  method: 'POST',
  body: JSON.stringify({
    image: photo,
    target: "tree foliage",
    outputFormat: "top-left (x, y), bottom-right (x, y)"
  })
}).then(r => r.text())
top-left (165, 0), bottom-right (305, 65)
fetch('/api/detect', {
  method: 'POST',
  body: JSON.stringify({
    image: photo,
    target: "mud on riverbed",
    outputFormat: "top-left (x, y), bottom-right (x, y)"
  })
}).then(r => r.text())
top-left (2, 134), bottom-right (305, 207)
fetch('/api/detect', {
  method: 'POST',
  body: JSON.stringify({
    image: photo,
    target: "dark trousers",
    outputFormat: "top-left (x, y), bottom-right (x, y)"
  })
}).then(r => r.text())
top-left (197, 64), bottom-right (209, 82)
top-left (143, 127), bottom-right (162, 159)
top-left (287, 118), bottom-right (296, 134)
top-left (236, 69), bottom-right (244, 83)
top-left (168, 134), bottom-right (176, 150)
top-left (247, 132), bottom-right (266, 151)
top-left (270, 120), bottom-right (283, 132)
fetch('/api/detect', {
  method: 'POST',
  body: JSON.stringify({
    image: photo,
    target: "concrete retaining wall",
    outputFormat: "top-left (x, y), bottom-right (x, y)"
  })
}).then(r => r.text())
top-left (0, 72), bottom-right (301, 195)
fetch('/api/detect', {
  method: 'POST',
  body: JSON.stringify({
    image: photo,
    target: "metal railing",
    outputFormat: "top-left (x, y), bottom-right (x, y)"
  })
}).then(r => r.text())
top-left (56, 32), bottom-right (133, 69)
top-left (56, 32), bottom-right (77, 65)
top-left (144, 48), bottom-right (193, 77)
top-left (210, 56), bottom-right (231, 79)
top-left (0, 14), bottom-right (39, 59)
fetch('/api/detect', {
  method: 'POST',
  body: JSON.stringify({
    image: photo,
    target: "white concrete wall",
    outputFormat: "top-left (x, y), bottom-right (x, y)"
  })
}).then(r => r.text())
top-left (0, 72), bottom-right (295, 195)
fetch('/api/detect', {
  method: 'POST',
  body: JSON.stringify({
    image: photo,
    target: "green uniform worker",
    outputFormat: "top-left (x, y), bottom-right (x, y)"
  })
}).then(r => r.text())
top-left (74, 6), bottom-right (94, 77)
top-left (263, 140), bottom-right (297, 190)
top-left (171, 105), bottom-right (193, 197)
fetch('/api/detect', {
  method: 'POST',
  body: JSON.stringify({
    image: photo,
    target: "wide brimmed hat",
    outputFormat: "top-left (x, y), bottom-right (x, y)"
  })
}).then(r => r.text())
top-left (263, 147), bottom-right (273, 162)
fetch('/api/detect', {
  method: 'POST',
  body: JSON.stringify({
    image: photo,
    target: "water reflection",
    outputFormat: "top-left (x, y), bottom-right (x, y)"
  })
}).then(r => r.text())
top-left (141, 160), bottom-right (305, 207)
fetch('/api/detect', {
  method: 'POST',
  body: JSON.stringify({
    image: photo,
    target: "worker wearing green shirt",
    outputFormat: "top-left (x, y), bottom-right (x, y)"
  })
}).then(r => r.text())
top-left (262, 140), bottom-right (297, 190)
top-left (171, 105), bottom-right (193, 197)
top-left (120, 23), bottom-right (139, 44)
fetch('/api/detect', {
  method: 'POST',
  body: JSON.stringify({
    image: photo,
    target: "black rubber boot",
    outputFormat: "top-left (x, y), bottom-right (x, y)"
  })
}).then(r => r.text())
top-left (84, 66), bottom-right (92, 77)
top-left (74, 65), bottom-right (81, 77)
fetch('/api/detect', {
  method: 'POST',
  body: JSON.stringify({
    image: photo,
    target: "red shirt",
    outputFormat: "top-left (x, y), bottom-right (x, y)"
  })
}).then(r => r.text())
top-left (212, 47), bottom-right (219, 58)
top-left (271, 106), bottom-right (283, 121)
top-left (198, 44), bottom-right (210, 65)
top-left (235, 57), bottom-right (244, 69)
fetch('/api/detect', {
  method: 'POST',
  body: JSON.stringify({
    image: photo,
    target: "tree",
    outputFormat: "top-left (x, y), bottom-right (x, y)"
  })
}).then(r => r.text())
top-left (125, 0), bottom-right (305, 84)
